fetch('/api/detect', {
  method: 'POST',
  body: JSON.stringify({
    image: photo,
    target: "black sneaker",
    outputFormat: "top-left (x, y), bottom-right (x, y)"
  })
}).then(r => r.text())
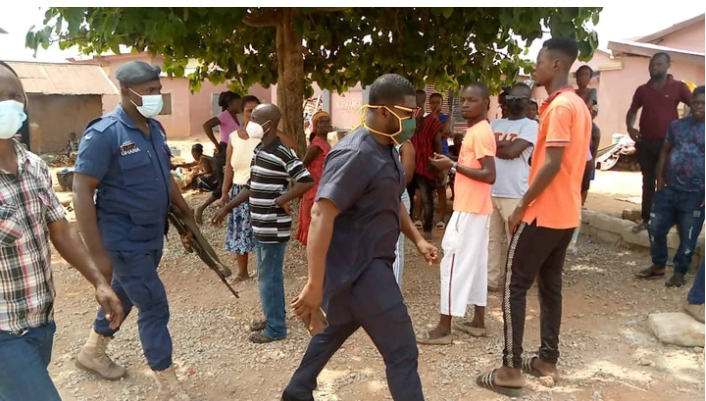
top-left (666, 273), bottom-right (686, 287)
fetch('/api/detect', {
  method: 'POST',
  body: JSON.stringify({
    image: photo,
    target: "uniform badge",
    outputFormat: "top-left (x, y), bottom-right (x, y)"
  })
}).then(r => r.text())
top-left (120, 141), bottom-right (140, 156)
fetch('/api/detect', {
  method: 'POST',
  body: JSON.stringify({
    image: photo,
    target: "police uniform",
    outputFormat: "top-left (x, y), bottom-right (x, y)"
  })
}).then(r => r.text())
top-left (74, 90), bottom-right (174, 372)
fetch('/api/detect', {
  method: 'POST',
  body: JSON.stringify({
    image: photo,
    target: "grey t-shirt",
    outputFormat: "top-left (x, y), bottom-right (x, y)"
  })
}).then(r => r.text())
top-left (490, 118), bottom-right (538, 198)
top-left (316, 126), bottom-right (406, 322)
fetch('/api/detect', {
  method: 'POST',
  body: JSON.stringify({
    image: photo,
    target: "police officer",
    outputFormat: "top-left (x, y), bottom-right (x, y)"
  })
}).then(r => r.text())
top-left (72, 61), bottom-right (193, 401)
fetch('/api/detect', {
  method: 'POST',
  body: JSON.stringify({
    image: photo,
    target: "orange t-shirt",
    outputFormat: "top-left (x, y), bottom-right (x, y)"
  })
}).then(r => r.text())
top-left (453, 120), bottom-right (496, 215)
top-left (522, 88), bottom-right (592, 229)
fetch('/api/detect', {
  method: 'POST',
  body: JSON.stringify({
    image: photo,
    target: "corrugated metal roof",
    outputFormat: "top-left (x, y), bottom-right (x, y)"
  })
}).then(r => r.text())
top-left (6, 61), bottom-right (118, 95)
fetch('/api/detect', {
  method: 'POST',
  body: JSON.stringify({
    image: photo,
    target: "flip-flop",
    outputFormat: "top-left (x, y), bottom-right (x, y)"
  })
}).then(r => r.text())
top-left (476, 369), bottom-right (523, 397)
top-left (416, 331), bottom-right (453, 345)
top-left (521, 356), bottom-right (560, 382)
top-left (453, 321), bottom-right (486, 337)
top-left (635, 266), bottom-right (666, 279)
top-left (435, 221), bottom-right (446, 230)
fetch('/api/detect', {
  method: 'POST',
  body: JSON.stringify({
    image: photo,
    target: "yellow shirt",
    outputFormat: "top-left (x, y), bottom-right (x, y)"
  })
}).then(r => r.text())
top-left (230, 134), bottom-right (260, 185)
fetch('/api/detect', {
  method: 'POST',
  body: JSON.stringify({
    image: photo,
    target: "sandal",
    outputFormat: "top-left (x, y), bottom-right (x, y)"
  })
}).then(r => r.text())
top-left (521, 356), bottom-right (560, 382)
top-left (415, 331), bottom-right (453, 345)
top-left (453, 321), bottom-right (486, 337)
top-left (249, 319), bottom-right (267, 332)
top-left (414, 220), bottom-right (423, 228)
top-left (635, 266), bottom-right (665, 279)
top-left (476, 369), bottom-right (523, 397)
top-left (435, 221), bottom-right (446, 230)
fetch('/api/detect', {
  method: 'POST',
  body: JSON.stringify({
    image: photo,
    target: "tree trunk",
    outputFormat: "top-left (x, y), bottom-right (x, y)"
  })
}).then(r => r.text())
top-left (275, 9), bottom-right (306, 156)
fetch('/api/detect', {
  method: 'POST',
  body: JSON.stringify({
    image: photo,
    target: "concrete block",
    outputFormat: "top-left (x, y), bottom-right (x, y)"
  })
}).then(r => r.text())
top-left (649, 312), bottom-right (705, 347)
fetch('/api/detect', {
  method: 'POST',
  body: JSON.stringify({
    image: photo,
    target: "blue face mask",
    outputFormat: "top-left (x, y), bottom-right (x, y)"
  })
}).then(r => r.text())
top-left (0, 100), bottom-right (27, 139)
top-left (130, 88), bottom-right (164, 118)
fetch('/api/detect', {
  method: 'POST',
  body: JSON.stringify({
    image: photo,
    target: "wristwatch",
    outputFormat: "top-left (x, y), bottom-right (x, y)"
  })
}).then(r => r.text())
top-left (450, 162), bottom-right (458, 174)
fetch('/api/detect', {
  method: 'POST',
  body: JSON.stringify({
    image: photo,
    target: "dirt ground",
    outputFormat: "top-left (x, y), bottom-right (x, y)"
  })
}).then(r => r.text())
top-left (44, 137), bottom-right (704, 401)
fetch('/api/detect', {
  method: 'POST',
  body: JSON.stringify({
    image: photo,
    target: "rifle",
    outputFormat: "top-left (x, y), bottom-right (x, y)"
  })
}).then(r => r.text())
top-left (167, 206), bottom-right (239, 299)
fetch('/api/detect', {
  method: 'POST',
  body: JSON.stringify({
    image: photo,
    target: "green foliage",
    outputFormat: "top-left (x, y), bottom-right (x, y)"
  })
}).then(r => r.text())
top-left (27, 7), bottom-right (601, 96)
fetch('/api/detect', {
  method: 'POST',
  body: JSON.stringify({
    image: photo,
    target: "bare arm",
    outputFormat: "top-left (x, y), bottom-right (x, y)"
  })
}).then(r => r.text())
top-left (456, 156), bottom-right (496, 184)
top-left (301, 145), bottom-right (323, 167)
top-left (305, 199), bottom-right (338, 286)
top-left (72, 173), bottom-right (112, 280)
top-left (49, 218), bottom-right (124, 329)
top-left (202, 117), bottom-right (221, 148)
top-left (170, 177), bottom-right (194, 220)
top-left (496, 139), bottom-right (532, 160)
top-left (221, 140), bottom-right (234, 203)
top-left (626, 107), bottom-right (641, 141)
top-left (222, 187), bottom-right (251, 214)
top-left (291, 199), bottom-right (338, 318)
top-left (276, 180), bottom-right (315, 206)
top-left (49, 218), bottom-right (108, 289)
top-left (400, 141), bottom-right (416, 184)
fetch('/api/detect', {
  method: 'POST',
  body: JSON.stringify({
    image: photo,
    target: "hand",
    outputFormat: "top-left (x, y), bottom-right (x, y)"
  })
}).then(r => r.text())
top-left (213, 144), bottom-right (221, 154)
top-left (276, 197), bottom-right (292, 216)
top-left (218, 195), bottom-right (229, 208)
top-left (627, 127), bottom-right (642, 142)
top-left (292, 281), bottom-right (323, 319)
top-left (95, 283), bottom-right (124, 330)
top-left (429, 153), bottom-right (454, 171)
top-left (415, 239), bottom-right (438, 265)
top-left (211, 208), bottom-right (228, 226)
top-left (508, 204), bottom-right (528, 234)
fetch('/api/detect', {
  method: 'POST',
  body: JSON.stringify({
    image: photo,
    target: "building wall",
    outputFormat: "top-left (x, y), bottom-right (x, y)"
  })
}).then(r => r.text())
top-left (591, 55), bottom-right (704, 147)
top-left (95, 53), bottom-right (271, 139)
top-left (653, 21), bottom-right (705, 53)
top-left (27, 94), bottom-right (103, 154)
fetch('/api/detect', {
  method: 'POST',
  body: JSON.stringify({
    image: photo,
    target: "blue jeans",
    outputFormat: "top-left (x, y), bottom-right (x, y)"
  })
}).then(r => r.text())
top-left (0, 321), bottom-right (62, 401)
top-left (254, 239), bottom-right (288, 340)
top-left (649, 187), bottom-right (705, 275)
top-left (93, 250), bottom-right (172, 371)
top-left (688, 261), bottom-right (705, 305)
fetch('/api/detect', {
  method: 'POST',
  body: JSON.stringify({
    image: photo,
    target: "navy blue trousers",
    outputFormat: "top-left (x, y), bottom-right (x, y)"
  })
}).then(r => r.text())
top-left (94, 250), bottom-right (172, 371)
top-left (283, 263), bottom-right (424, 401)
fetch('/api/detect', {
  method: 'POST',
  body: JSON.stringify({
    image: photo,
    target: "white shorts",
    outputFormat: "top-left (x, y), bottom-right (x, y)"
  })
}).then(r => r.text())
top-left (439, 211), bottom-right (490, 317)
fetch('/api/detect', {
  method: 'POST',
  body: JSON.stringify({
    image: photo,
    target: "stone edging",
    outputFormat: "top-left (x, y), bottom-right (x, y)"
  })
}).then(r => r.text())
top-left (580, 210), bottom-right (705, 271)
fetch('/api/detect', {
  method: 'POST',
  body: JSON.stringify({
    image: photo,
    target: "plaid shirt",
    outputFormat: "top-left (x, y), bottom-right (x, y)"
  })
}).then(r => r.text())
top-left (0, 140), bottom-right (65, 332)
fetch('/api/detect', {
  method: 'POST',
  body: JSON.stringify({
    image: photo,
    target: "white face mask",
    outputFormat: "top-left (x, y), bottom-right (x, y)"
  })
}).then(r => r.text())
top-left (246, 121), bottom-right (269, 139)
top-left (130, 88), bottom-right (164, 118)
top-left (0, 100), bottom-right (27, 140)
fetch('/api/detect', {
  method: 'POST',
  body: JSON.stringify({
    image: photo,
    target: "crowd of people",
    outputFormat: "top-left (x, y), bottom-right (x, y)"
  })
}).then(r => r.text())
top-left (0, 32), bottom-right (704, 401)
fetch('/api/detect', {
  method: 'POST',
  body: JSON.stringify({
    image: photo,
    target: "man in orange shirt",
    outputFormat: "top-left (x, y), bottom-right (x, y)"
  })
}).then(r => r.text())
top-left (416, 83), bottom-right (496, 345)
top-left (476, 37), bottom-right (591, 397)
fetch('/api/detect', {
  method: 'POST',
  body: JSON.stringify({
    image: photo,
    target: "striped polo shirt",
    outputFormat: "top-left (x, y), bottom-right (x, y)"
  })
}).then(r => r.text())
top-left (246, 137), bottom-right (313, 243)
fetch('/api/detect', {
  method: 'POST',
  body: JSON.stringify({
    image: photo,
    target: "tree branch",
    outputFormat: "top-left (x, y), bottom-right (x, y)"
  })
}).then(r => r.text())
top-left (242, 9), bottom-right (279, 27)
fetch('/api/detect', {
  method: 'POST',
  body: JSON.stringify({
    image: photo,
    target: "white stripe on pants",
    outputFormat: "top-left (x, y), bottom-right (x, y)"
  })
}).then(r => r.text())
top-left (440, 211), bottom-right (490, 317)
top-left (393, 194), bottom-right (411, 289)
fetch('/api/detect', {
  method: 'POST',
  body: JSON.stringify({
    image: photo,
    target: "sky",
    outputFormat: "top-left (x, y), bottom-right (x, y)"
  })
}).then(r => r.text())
top-left (0, 6), bottom-right (701, 63)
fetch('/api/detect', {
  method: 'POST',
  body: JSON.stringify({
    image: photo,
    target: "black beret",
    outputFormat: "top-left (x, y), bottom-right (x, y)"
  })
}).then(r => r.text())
top-left (115, 61), bottom-right (161, 85)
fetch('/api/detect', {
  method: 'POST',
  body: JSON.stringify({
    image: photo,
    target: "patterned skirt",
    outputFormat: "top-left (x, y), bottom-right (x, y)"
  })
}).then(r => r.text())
top-left (225, 184), bottom-right (255, 255)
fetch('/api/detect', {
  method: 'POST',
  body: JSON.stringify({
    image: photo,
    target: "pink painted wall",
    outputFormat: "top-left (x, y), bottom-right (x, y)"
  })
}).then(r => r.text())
top-left (330, 85), bottom-right (363, 130)
top-left (81, 53), bottom-right (270, 139)
top-left (652, 21), bottom-right (705, 53)
top-left (590, 56), bottom-right (704, 147)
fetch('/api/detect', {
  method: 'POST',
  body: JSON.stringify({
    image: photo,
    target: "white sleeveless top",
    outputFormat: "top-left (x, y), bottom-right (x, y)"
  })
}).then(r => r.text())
top-left (230, 133), bottom-right (260, 186)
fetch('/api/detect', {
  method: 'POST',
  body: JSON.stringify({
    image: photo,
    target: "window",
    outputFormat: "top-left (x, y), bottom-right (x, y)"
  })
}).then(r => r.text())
top-left (159, 93), bottom-right (172, 115)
